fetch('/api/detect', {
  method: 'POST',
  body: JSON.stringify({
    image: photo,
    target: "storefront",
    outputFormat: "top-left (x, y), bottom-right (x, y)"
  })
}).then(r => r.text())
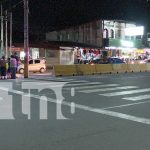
top-left (105, 39), bottom-right (144, 59)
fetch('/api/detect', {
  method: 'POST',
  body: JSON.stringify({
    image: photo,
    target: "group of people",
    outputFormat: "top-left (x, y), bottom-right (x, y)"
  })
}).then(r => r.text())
top-left (74, 48), bottom-right (101, 64)
top-left (0, 52), bottom-right (19, 79)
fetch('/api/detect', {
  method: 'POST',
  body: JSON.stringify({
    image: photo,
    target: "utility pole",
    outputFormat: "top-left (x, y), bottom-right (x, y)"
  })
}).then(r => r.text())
top-left (24, 0), bottom-right (29, 78)
top-left (1, 5), bottom-right (3, 56)
top-left (9, 11), bottom-right (12, 56)
top-left (5, 10), bottom-right (8, 58)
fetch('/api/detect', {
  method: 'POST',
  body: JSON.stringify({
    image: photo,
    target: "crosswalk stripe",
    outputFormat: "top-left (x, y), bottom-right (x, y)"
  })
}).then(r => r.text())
top-left (67, 80), bottom-right (88, 83)
top-left (65, 84), bottom-right (119, 90)
top-left (64, 82), bottom-right (102, 87)
top-left (122, 95), bottom-right (150, 101)
top-left (99, 88), bottom-right (150, 97)
top-left (53, 78), bottom-right (75, 81)
top-left (80, 86), bottom-right (138, 93)
top-left (52, 78), bottom-right (88, 82)
top-left (30, 76), bottom-right (75, 81)
top-left (37, 82), bottom-right (102, 87)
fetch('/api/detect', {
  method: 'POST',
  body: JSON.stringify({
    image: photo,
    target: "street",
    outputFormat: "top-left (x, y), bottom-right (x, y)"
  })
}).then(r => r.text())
top-left (1, 72), bottom-right (150, 150)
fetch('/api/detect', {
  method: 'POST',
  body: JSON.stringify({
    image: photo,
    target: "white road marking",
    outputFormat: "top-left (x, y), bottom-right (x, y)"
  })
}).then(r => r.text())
top-left (102, 100), bottom-right (150, 110)
top-left (65, 84), bottom-right (119, 90)
top-left (37, 82), bottom-right (102, 87)
top-left (80, 86), bottom-right (138, 93)
top-left (122, 95), bottom-right (150, 101)
top-left (65, 80), bottom-right (88, 83)
top-left (53, 78), bottom-right (75, 81)
top-left (1, 86), bottom-right (150, 124)
top-left (100, 88), bottom-right (150, 97)
top-left (29, 77), bottom-right (75, 82)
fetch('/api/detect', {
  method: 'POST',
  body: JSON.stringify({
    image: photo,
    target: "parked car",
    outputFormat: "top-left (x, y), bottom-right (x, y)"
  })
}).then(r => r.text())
top-left (18, 59), bottom-right (46, 74)
top-left (107, 57), bottom-right (125, 64)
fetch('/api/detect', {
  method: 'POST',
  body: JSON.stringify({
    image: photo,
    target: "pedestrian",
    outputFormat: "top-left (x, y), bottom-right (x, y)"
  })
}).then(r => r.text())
top-left (41, 57), bottom-right (46, 64)
top-left (14, 52), bottom-right (19, 71)
top-left (7, 57), bottom-right (11, 79)
top-left (75, 48), bottom-right (81, 64)
top-left (10, 55), bottom-right (17, 79)
top-left (81, 49), bottom-right (88, 64)
top-left (0, 56), bottom-right (7, 79)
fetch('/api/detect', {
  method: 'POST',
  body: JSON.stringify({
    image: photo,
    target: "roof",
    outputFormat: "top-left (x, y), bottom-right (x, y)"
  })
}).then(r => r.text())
top-left (13, 41), bottom-right (102, 49)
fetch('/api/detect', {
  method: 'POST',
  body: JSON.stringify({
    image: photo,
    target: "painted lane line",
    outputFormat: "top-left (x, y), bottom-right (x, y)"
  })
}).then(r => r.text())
top-left (122, 95), bottom-right (150, 101)
top-left (102, 100), bottom-right (150, 110)
top-left (37, 82), bottom-right (102, 87)
top-left (65, 84), bottom-right (119, 90)
top-left (1, 86), bottom-right (150, 124)
top-left (80, 86), bottom-right (138, 93)
top-left (99, 88), bottom-right (150, 97)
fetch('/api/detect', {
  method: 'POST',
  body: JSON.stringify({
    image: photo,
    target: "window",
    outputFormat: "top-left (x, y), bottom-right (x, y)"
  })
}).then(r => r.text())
top-left (75, 31), bottom-right (79, 42)
top-left (136, 35), bottom-right (142, 39)
top-left (110, 29), bottom-right (114, 38)
top-left (29, 60), bottom-right (33, 64)
top-left (118, 30), bottom-right (121, 38)
top-left (66, 32), bottom-right (70, 40)
top-left (57, 34), bottom-right (63, 41)
top-left (35, 59), bottom-right (40, 64)
top-left (148, 33), bottom-right (150, 38)
top-left (103, 29), bottom-right (109, 39)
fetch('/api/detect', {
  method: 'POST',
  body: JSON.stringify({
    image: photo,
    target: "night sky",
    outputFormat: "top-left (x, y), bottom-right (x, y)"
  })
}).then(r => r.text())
top-left (0, 0), bottom-right (148, 42)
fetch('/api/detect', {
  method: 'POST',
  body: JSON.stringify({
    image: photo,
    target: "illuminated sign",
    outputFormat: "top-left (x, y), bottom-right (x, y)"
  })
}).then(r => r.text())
top-left (125, 26), bottom-right (144, 36)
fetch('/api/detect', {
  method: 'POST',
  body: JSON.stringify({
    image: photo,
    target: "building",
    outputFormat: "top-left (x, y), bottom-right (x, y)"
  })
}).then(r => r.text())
top-left (9, 20), bottom-right (146, 66)
top-left (46, 19), bottom-right (145, 59)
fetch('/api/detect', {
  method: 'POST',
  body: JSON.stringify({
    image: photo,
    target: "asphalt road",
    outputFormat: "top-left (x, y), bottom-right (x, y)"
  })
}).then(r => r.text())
top-left (1, 72), bottom-right (150, 150)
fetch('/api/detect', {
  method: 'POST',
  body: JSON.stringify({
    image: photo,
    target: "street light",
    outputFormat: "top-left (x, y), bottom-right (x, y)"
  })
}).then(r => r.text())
top-left (1, 3), bottom-right (14, 58)
top-left (5, 10), bottom-right (8, 58)
top-left (24, 0), bottom-right (29, 78)
top-left (1, 4), bottom-right (4, 56)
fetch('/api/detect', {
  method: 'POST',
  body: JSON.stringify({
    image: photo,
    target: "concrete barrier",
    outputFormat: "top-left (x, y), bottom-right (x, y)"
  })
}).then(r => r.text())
top-left (95, 64), bottom-right (113, 74)
top-left (146, 63), bottom-right (150, 71)
top-left (53, 63), bottom-right (150, 77)
top-left (112, 64), bottom-right (128, 73)
top-left (76, 64), bottom-right (96, 75)
top-left (53, 65), bottom-right (77, 76)
top-left (139, 64), bottom-right (147, 72)
top-left (127, 64), bottom-right (146, 72)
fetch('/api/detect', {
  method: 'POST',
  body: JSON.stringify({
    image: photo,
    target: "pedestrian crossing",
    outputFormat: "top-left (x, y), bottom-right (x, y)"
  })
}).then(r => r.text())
top-left (1, 78), bottom-right (150, 102)
top-left (62, 81), bottom-right (150, 102)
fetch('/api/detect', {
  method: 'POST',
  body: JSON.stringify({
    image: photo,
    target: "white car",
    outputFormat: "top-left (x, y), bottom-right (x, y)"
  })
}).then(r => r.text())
top-left (18, 59), bottom-right (46, 74)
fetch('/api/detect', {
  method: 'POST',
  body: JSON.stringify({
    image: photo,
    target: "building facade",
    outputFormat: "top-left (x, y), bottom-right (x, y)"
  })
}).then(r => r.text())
top-left (46, 19), bottom-right (144, 48)
top-left (46, 19), bottom-right (145, 59)
top-left (46, 20), bottom-right (103, 48)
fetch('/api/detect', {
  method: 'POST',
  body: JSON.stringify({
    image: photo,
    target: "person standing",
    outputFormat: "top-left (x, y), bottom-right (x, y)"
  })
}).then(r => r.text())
top-left (10, 55), bottom-right (17, 79)
top-left (81, 49), bottom-right (87, 64)
top-left (7, 57), bottom-right (11, 79)
top-left (0, 56), bottom-right (7, 79)
top-left (14, 52), bottom-right (19, 71)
